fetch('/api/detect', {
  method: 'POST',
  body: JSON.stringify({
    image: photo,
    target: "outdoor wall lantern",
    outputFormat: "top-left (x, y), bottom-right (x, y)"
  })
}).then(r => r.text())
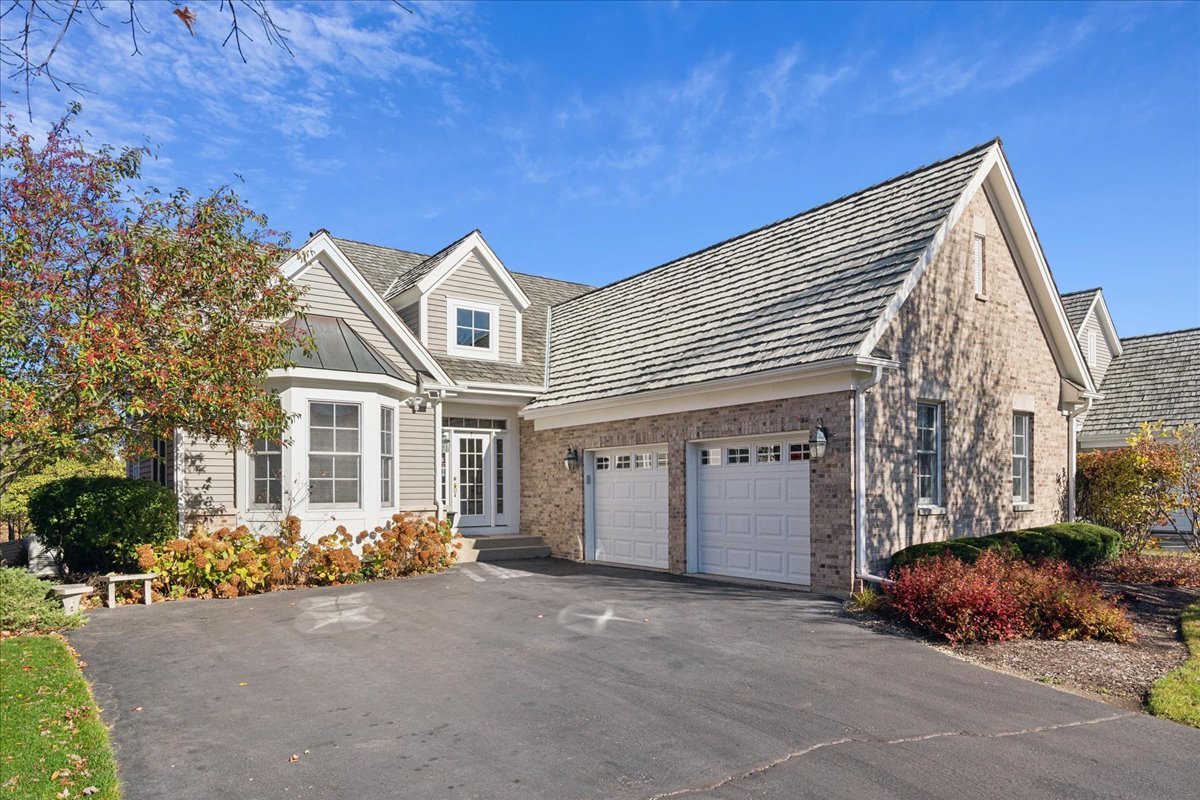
top-left (563, 447), bottom-right (580, 472)
top-left (809, 421), bottom-right (829, 459)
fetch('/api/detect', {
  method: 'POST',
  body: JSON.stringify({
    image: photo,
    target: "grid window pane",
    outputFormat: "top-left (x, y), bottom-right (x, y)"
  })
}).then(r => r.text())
top-left (455, 307), bottom-right (492, 350)
top-left (615, 455), bottom-right (631, 469)
top-left (596, 455), bottom-right (610, 470)
top-left (381, 407), bottom-right (394, 507)
top-left (756, 444), bottom-right (781, 463)
top-left (495, 438), bottom-right (505, 515)
top-left (727, 447), bottom-right (750, 464)
top-left (1012, 413), bottom-right (1032, 504)
top-left (309, 402), bottom-right (360, 506)
top-left (916, 403), bottom-right (942, 506)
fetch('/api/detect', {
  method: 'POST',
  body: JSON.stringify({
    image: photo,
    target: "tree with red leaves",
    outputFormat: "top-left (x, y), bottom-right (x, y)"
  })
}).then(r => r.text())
top-left (0, 107), bottom-right (305, 492)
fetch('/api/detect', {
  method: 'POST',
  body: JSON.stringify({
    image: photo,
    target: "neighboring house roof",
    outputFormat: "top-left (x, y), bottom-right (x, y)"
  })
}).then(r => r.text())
top-left (1060, 288), bottom-right (1101, 333)
top-left (435, 271), bottom-right (592, 386)
top-left (286, 314), bottom-right (406, 380)
top-left (528, 140), bottom-right (995, 410)
top-left (330, 237), bottom-right (427, 295)
top-left (1082, 327), bottom-right (1200, 438)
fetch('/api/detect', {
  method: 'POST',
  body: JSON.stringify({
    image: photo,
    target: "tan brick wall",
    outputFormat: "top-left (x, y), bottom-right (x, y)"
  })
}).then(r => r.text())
top-left (863, 186), bottom-right (1068, 571)
top-left (519, 393), bottom-right (855, 594)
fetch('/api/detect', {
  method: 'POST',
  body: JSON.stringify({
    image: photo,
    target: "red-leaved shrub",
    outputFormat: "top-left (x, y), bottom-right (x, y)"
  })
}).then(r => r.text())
top-left (886, 551), bottom-right (1133, 645)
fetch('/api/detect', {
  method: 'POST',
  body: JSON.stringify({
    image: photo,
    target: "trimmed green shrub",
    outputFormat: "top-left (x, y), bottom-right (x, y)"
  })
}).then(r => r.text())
top-left (890, 522), bottom-right (1122, 571)
top-left (28, 476), bottom-right (177, 574)
top-left (0, 568), bottom-right (85, 634)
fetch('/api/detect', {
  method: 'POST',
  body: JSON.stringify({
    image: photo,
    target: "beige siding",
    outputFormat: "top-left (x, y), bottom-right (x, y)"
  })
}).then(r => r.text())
top-left (1078, 312), bottom-right (1114, 386)
top-left (863, 187), bottom-right (1069, 572)
top-left (296, 261), bottom-right (414, 379)
top-left (179, 433), bottom-right (236, 521)
top-left (426, 254), bottom-right (519, 363)
top-left (398, 302), bottom-right (420, 336)
top-left (397, 410), bottom-right (436, 511)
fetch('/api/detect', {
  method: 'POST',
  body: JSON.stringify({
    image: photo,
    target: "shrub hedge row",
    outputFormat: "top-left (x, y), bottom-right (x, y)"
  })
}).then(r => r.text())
top-left (890, 522), bottom-right (1122, 571)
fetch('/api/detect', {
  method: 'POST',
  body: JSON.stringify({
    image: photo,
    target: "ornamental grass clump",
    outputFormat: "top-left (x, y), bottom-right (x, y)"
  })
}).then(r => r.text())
top-left (885, 550), bottom-right (1133, 646)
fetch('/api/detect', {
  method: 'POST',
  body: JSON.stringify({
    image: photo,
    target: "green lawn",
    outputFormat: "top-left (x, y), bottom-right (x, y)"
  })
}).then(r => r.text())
top-left (0, 635), bottom-right (120, 799)
top-left (1148, 600), bottom-right (1200, 728)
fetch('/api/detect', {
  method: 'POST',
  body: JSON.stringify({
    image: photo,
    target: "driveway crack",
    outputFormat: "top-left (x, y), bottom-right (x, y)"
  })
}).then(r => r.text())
top-left (644, 712), bottom-right (1136, 799)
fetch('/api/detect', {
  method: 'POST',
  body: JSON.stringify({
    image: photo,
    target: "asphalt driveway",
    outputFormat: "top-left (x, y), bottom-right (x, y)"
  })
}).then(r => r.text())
top-left (69, 560), bottom-right (1199, 799)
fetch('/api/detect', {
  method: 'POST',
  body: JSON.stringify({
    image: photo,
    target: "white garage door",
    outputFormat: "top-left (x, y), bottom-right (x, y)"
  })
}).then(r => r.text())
top-left (590, 447), bottom-right (669, 569)
top-left (695, 438), bottom-right (811, 585)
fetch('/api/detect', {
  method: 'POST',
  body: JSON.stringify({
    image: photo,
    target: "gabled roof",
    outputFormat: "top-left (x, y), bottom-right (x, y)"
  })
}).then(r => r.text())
top-left (527, 141), bottom-right (997, 410)
top-left (1060, 288), bottom-right (1101, 332)
top-left (383, 231), bottom-right (475, 299)
top-left (1081, 327), bottom-right (1200, 437)
top-left (330, 237), bottom-right (428, 295)
top-left (435, 271), bottom-right (592, 387)
top-left (286, 315), bottom-right (406, 379)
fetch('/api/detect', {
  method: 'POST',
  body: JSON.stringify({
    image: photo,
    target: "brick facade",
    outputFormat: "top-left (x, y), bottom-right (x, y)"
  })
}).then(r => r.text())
top-left (519, 393), bottom-right (855, 594)
top-left (862, 187), bottom-right (1068, 571)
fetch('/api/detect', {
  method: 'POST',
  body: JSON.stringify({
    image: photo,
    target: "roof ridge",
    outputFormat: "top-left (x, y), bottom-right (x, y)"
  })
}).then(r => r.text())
top-left (1121, 326), bottom-right (1200, 342)
top-left (1060, 286), bottom-right (1102, 297)
top-left (554, 138), bottom-right (999, 310)
top-left (329, 234), bottom-right (429, 258)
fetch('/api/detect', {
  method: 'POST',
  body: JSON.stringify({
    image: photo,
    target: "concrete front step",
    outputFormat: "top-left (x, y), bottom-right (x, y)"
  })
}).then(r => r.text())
top-left (456, 534), bottom-right (551, 563)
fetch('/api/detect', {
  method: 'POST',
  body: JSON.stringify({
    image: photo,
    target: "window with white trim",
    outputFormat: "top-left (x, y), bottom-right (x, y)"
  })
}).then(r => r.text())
top-left (1013, 413), bottom-right (1032, 504)
top-left (756, 444), bottom-right (781, 463)
top-left (634, 453), bottom-right (654, 469)
top-left (972, 234), bottom-right (986, 296)
top-left (916, 403), bottom-right (943, 507)
top-left (655, 451), bottom-right (668, 468)
top-left (309, 402), bottom-right (360, 506)
top-left (495, 437), bottom-right (505, 515)
top-left (595, 455), bottom-right (611, 470)
top-left (252, 438), bottom-right (282, 508)
top-left (447, 299), bottom-right (499, 359)
top-left (726, 447), bottom-right (750, 465)
top-left (380, 406), bottom-right (395, 507)
top-left (615, 454), bottom-right (631, 470)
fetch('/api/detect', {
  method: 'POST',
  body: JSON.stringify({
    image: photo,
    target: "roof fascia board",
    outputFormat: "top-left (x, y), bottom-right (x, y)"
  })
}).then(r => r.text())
top-left (523, 357), bottom-right (896, 430)
top-left (1089, 291), bottom-right (1124, 357)
top-left (982, 156), bottom-right (1094, 391)
top-left (856, 144), bottom-right (1095, 393)
top-left (266, 367), bottom-right (418, 394)
top-left (283, 233), bottom-right (453, 385)
top-left (857, 145), bottom-right (998, 360)
top-left (417, 232), bottom-right (532, 311)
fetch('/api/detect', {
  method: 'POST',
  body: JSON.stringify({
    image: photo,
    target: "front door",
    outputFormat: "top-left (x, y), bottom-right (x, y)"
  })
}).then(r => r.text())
top-left (450, 431), bottom-right (507, 529)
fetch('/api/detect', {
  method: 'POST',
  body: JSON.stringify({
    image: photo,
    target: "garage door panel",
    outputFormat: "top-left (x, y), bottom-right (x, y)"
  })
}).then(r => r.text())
top-left (591, 449), bottom-right (669, 570)
top-left (695, 439), bottom-right (811, 586)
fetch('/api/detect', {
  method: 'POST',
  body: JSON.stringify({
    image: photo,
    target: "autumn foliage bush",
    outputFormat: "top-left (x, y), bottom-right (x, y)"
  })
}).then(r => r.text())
top-left (136, 514), bottom-right (455, 600)
top-left (885, 551), bottom-right (1134, 645)
top-left (1093, 551), bottom-right (1200, 588)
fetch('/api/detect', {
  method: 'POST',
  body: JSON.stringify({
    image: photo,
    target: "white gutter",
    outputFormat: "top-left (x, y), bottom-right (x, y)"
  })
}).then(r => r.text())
top-left (853, 366), bottom-right (890, 586)
top-left (433, 398), bottom-right (445, 521)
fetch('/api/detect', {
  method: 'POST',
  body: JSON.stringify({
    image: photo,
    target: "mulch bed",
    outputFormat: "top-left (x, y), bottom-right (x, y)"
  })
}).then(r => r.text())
top-left (944, 581), bottom-right (1199, 711)
top-left (847, 580), bottom-right (1200, 712)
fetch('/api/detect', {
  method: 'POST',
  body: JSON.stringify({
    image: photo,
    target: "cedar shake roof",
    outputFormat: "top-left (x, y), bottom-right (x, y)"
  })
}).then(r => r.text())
top-left (1082, 327), bottom-right (1200, 437)
top-left (526, 140), bottom-right (995, 410)
top-left (330, 237), bottom-right (427, 295)
top-left (1060, 288), bottom-right (1101, 333)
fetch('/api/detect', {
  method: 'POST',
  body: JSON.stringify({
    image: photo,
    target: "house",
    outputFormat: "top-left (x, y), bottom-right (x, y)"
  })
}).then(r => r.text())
top-left (134, 139), bottom-right (1098, 594)
top-left (1058, 293), bottom-right (1198, 537)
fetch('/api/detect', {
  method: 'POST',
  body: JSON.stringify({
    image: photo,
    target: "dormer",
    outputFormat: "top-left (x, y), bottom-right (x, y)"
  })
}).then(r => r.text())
top-left (384, 231), bottom-right (532, 366)
top-left (1060, 287), bottom-right (1122, 387)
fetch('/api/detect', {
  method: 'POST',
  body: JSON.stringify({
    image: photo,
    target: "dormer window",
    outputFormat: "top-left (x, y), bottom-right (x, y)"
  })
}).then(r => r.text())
top-left (447, 298), bottom-right (499, 359)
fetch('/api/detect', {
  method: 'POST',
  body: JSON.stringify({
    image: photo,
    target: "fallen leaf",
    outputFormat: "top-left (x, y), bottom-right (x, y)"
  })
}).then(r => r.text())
top-left (288, 754), bottom-right (300, 763)
top-left (83, 789), bottom-right (99, 796)
top-left (131, 706), bottom-right (143, 713)
top-left (238, 682), bottom-right (248, 687)
top-left (77, 660), bottom-right (88, 668)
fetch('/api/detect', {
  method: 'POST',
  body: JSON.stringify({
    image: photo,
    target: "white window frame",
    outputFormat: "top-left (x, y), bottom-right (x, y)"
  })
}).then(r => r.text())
top-left (916, 402), bottom-right (943, 508)
top-left (972, 233), bottom-right (986, 298)
top-left (446, 298), bottom-right (500, 361)
top-left (380, 406), bottom-right (395, 508)
top-left (308, 401), bottom-right (362, 508)
top-left (251, 438), bottom-right (283, 509)
top-left (1013, 412), bottom-right (1032, 505)
top-left (726, 446), bottom-right (750, 465)
top-left (595, 455), bottom-right (611, 470)
top-left (788, 442), bottom-right (810, 461)
top-left (756, 444), bottom-right (781, 463)
top-left (615, 454), bottom-right (631, 470)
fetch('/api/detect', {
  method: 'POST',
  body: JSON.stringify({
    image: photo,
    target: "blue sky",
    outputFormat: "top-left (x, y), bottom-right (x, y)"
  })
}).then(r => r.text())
top-left (15, 0), bottom-right (1200, 335)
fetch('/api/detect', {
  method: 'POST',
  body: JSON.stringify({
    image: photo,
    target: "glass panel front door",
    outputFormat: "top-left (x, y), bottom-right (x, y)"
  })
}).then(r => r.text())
top-left (450, 432), bottom-right (507, 528)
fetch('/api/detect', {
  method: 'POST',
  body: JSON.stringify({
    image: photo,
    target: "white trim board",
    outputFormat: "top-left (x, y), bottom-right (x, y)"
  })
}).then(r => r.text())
top-left (388, 231), bottom-right (531, 312)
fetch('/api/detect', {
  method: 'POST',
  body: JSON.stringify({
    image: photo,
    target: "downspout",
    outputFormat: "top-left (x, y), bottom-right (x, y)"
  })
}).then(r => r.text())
top-left (854, 366), bottom-right (890, 587)
top-left (1066, 396), bottom-right (1094, 523)
top-left (433, 395), bottom-right (445, 521)
top-left (173, 428), bottom-right (186, 536)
